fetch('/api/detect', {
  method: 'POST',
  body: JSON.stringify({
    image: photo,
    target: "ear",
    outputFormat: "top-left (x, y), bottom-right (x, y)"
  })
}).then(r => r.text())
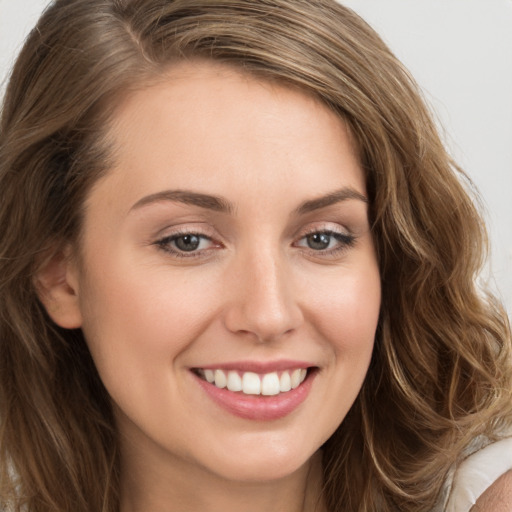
top-left (34, 247), bottom-right (83, 329)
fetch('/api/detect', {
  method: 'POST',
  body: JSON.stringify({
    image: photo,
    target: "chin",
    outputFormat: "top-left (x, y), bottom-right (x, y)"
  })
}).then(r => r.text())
top-left (196, 433), bottom-right (321, 483)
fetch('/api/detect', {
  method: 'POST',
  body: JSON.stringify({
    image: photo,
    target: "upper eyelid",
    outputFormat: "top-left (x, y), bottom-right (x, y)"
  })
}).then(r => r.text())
top-left (294, 221), bottom-right (353, 239)
top-left (300, 225), bottom-right (348, 235)
top-left (153, 222), bottom-right (353, 242)
top-left (295, 229), bottom-right (356, 245)
top-left (156, 231), bottom-right (217, 247)
top-left (298, 229), bottom-right (353, 241)
top-left (154, 223), bottom-right (218, 240)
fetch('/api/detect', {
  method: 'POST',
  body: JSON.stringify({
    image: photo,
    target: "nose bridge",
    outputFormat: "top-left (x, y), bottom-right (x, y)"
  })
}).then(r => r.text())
top-left (224, 243), bottom-right (303, 341)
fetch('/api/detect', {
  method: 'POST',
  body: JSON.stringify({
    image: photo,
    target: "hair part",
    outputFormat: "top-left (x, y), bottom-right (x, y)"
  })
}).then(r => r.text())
top-left (1, 1), bottom-right (511, 511)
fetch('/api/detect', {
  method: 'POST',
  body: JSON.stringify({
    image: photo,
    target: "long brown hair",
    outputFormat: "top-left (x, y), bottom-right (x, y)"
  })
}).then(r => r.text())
top-left (1, 1), bottom-right (511, 510)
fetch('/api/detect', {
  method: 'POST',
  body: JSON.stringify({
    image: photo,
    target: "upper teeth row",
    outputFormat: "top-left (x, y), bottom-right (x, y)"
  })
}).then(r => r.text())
top-left (201, 368), bottom-right (308, 396)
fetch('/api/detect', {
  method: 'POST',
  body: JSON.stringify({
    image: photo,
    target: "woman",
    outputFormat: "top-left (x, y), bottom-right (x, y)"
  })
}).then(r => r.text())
top-left (1, 1), bottom-right (511, 511)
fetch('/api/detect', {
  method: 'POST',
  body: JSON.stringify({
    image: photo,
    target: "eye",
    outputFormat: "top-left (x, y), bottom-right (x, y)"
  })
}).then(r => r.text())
top-left (172, 234), bottom-right (204, 252)
top-left (295, 230), bottom-right (355, 253)
top-left (155, 232), bottom-right (218, 257)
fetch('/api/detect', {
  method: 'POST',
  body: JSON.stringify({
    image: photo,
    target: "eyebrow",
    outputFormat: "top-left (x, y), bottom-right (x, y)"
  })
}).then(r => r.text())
top-left (295, 187), bottom-right (368, 215)
top-left (129, 186), bottom-right (367, 215)
top-left (130, 190), bottom-right (234, 214)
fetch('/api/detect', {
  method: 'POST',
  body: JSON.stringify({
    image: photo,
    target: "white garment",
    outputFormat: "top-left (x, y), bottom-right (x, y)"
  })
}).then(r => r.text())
top-left (444, 436), bottom-right (512, 511)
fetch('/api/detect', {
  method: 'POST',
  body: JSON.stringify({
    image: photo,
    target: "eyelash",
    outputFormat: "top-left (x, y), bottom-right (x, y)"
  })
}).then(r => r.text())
top-left (155, 229), bottom-right (220, 259)
top-left (294, 229), bottom-right (356, 257)
top-left (154, 228), bottom-right (356, 259)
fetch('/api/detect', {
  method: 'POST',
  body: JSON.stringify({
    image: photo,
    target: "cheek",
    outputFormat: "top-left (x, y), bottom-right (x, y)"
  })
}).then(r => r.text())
top-left (308, 264), bottom-right (381, 354)
top-left (77, 256), bottom-right (220, 388)
top-left (287, 261), bottom-right (380, 447)
top-left (308, 260), bottom-right (380, 408)
top-left (76, 263), bottom-right (227, 442)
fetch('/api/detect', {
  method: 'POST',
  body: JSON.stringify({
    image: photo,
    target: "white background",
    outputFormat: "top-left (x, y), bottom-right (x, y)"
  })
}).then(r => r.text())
top-left (1, 0), bottom-right (511, 313)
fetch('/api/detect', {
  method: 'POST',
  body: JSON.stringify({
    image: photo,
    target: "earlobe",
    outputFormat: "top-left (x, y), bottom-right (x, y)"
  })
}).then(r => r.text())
top-left (34, 247), bottom-right (83, 329)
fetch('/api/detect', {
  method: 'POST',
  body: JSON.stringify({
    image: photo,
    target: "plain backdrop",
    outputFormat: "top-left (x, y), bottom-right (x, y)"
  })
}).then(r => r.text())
top-left (1, 0), bottom-right (511, 313)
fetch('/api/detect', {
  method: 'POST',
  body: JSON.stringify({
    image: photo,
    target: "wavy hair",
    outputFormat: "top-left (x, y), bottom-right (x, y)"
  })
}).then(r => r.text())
top-left (1, 1), bottom-right (511, 510)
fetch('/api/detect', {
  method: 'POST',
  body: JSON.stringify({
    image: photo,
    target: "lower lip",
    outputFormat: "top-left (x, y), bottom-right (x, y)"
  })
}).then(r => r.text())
top-left (194, 371), bottom-right (315, 421)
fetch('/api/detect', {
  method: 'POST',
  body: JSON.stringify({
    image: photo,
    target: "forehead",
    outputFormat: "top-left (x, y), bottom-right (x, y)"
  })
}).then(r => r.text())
top-left (110, 61), bottom-right (356, 150)
top-left (88, 61), bottom-right (365, 216)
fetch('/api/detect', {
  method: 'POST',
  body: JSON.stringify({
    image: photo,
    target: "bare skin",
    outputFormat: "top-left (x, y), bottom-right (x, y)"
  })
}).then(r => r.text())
top-left (471, 471), bottom-right (512, 512)
top-left (120, 444), bottom-right (326, 512)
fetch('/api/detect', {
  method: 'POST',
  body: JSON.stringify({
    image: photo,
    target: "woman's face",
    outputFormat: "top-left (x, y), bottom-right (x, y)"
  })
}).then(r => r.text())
top-left (67, 62), bottom-right (381, 483)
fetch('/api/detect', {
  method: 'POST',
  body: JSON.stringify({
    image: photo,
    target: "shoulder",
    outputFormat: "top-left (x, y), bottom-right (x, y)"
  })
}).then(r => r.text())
top-left (470, 470), bottom-right (512, 512)
top-left (444, 436), bottom-right (512, 512)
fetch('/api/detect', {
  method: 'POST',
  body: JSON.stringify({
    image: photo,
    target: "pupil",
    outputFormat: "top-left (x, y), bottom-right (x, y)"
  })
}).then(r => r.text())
top-left (307, 233), bottom-right (330, 250)
top-left (175, 235), bottom-right (200, 252)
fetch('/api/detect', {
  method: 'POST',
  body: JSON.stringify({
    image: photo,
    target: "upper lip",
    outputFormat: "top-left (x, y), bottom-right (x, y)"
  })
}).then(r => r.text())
top-left (192, 360), bottom-right (315, 373)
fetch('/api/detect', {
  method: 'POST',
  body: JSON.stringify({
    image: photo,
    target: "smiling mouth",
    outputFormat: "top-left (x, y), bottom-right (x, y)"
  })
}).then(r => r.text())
top-left (194, 368), bottom-right (310, 396)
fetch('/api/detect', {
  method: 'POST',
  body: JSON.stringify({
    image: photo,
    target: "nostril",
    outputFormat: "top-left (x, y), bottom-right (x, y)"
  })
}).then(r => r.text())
top-left (222, 299), bottom-right (303, 342)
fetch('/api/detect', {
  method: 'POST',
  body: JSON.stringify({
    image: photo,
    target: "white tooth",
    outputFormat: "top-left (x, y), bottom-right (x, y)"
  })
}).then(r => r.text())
top-left (214, 369), bottom-right (227, 389)
top-left (261, 372), bottom-right (280, 396)
top-left (242, 372), bottom-right (261, 395)
top-left (227, 371), bottom-right (242, 392)
top-left (279, 371), bottom-right (292, 392)
top-left (300, 368), bottom-right (308, 383)
top-left (291, 369), bottom-right (302, 389)
top-left (204, 369), bottom-right (215, 383)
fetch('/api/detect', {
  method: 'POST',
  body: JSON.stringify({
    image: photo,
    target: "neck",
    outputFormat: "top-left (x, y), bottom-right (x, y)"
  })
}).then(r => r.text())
top-left (119, 445), bottom-right (325, 512)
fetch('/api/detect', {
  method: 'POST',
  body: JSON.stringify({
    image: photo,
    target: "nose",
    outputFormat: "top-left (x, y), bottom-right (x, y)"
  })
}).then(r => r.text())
top-left (222, 248), bottom-right (304, 343)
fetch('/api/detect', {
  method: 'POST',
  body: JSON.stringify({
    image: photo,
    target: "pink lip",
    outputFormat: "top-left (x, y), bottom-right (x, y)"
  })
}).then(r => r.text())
top-left (193, 366), bottom-right (316, 421)
top-left (198, 359), bottom-right (312, 373)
